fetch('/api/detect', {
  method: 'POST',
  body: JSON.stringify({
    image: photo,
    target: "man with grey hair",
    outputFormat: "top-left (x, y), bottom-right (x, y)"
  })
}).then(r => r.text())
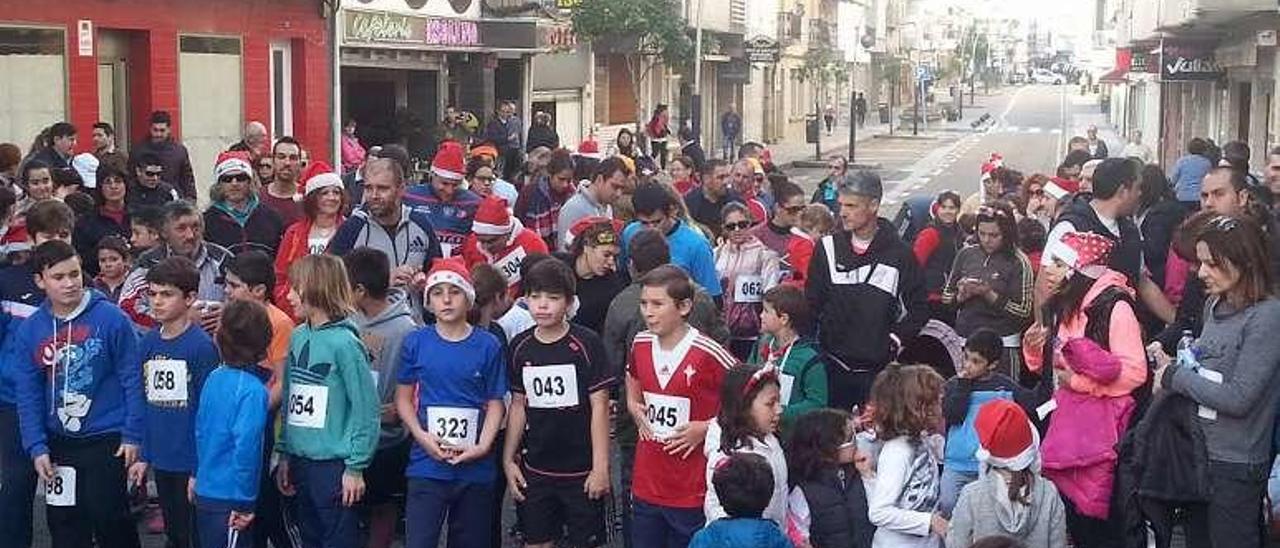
top-left (119, 200), bottom-right (234, 329)
top-left (1121, 129), bottom-right (1152, 163)
top-left (805, 171), bottom-right (928, 409)
top-left (1086, 124), bottom-right (1109, 159)
top-left (229, 120), bottom-right (269, 159)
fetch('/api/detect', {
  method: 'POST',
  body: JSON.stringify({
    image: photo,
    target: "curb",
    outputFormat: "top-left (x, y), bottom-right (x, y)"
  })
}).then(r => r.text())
top-left (792, 159), bottom-right (883, 169)
top-left (873, 133), bottom-right (940, 141)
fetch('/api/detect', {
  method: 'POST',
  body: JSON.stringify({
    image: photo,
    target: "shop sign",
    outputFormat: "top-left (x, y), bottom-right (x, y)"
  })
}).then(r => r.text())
top-left (424, 19), bottom-right (479, 47)
top-left (77, 20), bottom-right (93, 57)
top-left (719, 61), bottom-right (751, 83)
top-left (539, 23), bottom-right (577, 50)
top-left (344, 10), bottom-right (538, 50)
top-left (1259, 30), bottom-right (1277, 47)
top-left (1161, 44), bottom-right (1223, 81)
top-left (343, 0), bottom-right (479, 20)
top-left (743, 35), bottom-right (779, 64)
top-left (555, 0), bottom-right (581, 8)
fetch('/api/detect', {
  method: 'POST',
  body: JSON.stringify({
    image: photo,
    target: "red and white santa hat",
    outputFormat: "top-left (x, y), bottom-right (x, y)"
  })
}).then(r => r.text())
top-left (564, 216), bottom-right (623, 248)
top-left (425, 257), bottom-right (475, 303)
top-left (979, 152), bottom-right (1004, 181)
top-left (302, 160), bottom-right (343, 197)
top-left (1043, 231), bottom-right (1114, 279)
top-left (472, 196), bottom-right (515, 236)
top-left (974, 400), bottom-right (1039, 472)
top-left (432, 140), bottom-right (466, 181)
top-left (214, 150), bottom-right (254, 181)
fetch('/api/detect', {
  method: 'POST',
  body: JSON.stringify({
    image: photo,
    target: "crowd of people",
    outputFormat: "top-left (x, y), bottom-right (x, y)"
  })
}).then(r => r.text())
top-left (0, 109), bottom-right (1279, 548)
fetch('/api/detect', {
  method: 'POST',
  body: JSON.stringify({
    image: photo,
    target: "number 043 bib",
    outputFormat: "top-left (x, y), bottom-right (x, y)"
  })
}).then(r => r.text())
top-left (522, 364), bottom-right (580, 408)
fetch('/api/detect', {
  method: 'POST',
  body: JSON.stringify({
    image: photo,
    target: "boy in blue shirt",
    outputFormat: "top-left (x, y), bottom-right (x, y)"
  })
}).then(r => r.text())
top-left (137, 256), bottom-right (221, 548)
top-left (194, 299), bottom-right (272, 548)
top-left (13, 240), bottom-right (144, 547)
top-left (396, 257), bottom-right (507, 547)
top-left (620, 183), bottom-right (722, 300)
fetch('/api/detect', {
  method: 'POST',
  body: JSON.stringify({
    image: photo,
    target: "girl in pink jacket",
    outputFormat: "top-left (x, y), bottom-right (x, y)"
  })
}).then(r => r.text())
top-left (1022, 231), bottom-right (1146, 545)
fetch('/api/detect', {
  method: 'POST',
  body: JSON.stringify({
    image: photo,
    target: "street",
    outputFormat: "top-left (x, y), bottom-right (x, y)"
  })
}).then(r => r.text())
top-left (784, 84), bottom-right (1105, 213)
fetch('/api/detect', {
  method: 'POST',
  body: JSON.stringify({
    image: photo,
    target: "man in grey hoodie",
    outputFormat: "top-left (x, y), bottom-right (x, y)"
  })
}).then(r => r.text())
top-left (343, 247), bottom-right (420, 547)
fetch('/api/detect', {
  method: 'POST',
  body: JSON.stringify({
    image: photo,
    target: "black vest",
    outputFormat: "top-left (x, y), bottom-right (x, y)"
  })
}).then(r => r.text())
top-left (923, 222), bottom-right (961, 294)
top-left (1056, 195), bottom-right (1143, 288)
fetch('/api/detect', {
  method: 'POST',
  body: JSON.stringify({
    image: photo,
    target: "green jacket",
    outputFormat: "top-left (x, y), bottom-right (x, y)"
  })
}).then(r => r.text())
top-left (750, 335), bottom-right (828, 434)
top-left (278, 318), bottom-right (379, 474)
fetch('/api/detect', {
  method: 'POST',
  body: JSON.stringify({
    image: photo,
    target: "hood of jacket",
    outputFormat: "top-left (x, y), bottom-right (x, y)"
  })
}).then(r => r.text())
top-left (39, 287), bottom-right (107, 322)
top-left (982, 469), bottom-right (1050, 536)
top-left (361, 288), bottom-right (413, 330)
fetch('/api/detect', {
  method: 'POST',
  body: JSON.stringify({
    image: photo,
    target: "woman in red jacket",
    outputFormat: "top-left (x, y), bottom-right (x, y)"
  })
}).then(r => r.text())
top-left (913, 190), bottom-right (963, 323)
top-left (273, 162), bottom-right (347, 317)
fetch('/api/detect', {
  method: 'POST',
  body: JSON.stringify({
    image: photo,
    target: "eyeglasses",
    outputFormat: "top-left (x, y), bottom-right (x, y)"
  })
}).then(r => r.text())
top-left (143, 169), bottom-right (163, 178)
top-left (783, 205), bottom-right (806, 214)
top-left (723, 220), bottom-right (752, 231)
top-left (1027, 188), bottom-right (1045, 197)
top-left (219, 174), bottom-right (251, 184)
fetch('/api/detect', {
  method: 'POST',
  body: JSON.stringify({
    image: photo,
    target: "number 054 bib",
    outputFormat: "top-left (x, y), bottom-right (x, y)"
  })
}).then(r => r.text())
top-left (642, 392), bottom-right (691, 440)
top-left (286, 384), bottom-right (329, 429)
top-left (522, 364), bottom-right (580, 408)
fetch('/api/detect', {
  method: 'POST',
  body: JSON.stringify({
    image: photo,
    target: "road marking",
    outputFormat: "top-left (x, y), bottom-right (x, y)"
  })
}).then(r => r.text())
top-left (1027, 127), bottom-right (1042, 134)
top-left (1050, 128), bottom-right (1063, 134)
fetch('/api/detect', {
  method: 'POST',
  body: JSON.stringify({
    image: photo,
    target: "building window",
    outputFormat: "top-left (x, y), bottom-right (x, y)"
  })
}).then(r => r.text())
top-left (0, 27), bottom-right (66, 146)
top-left (179, 35), bottom-right (243, 204)
top-left (790, 69), bottom-right (805, 117)
top-left (270, 42), bottom-right (294, 137)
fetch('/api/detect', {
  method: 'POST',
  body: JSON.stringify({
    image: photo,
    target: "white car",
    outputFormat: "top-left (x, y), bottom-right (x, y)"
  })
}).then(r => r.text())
top-left (1030, 69), bottom-right (1065, 84)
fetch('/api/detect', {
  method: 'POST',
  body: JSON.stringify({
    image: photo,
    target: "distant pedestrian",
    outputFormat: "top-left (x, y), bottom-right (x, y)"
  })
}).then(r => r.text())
top-left (854, 93), bottom-right (868, 128)
top-left (646, 104), bottom-right (672, 169)
top-left (525, 111), bottom-right (560, 152)
top-left (129, 111), bottom-right (197, 201)
top-left (823, 105), bottom-right (836, 135)
top-left (721, 104), bottom-right (742, 161)
top-left (1085, 125), bottom-right (1109, 159)
top-left (340, 118), bottom-right (366, 174)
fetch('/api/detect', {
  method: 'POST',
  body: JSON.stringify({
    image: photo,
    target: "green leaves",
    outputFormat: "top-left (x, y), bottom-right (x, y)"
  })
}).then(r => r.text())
top-left (571, 0), bottom-right (693, 68)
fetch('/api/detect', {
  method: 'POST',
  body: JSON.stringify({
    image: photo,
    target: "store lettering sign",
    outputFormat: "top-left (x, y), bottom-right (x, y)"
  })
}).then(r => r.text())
top-left (424, 19), bottom-right (479, 47)
top-left (348, 12), bottom-right (417, 43)
top-left (1161, 45), bottom-right (1223, 81)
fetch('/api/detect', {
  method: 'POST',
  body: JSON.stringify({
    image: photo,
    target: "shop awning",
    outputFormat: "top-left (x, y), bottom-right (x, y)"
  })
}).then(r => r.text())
top-left (1099, 66), bottom-right (1128, 83)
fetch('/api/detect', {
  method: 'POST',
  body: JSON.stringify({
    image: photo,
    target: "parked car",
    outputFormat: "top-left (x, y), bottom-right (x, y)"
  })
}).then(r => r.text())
top-left (1031, 68), bottom-right (1065, 84)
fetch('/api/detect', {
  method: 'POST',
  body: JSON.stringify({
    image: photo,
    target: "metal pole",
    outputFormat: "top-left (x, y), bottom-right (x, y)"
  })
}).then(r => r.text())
top-left (847, 84), bottom-right (857, 162)
top-left (692, 0), bottom-right (704, 141)
top-left (814, 97), bottom-right (821, 160)
top-left (913, 76), bottom-right (920, 136)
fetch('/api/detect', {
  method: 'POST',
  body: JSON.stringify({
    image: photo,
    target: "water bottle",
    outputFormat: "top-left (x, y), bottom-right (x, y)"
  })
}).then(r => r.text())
top-left (1176, 330), bottom-right (1200, 369)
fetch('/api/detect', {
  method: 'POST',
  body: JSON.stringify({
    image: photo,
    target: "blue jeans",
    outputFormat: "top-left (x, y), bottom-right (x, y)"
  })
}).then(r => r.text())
top-left (722, 136), bottom-right (738, 160)
top-left (0, 406), bottom-right (35, 548)
top-left (289, 457), bottom-right (357, 548)
top-left (631, 499), bottom-right (704, 548)
top-left (939, 468), bottom-right (978, 519)
top-left (404, 478), bottom-right (494, 548)
top-left (195, 505), bottom-right (253, 548)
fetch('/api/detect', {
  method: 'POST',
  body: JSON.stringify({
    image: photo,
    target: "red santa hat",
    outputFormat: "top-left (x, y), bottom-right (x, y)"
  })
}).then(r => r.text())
top-left (425, 257), bottom-right (475, 303)
top-left (472, 196), bottom-right (515, 236)
top-left (302, 160), bottom-right (343, 197)
top-left (1044, 231), bottom-right (1114, 279)
top-left (564, 216), bottom-right (623, 248)
top-left (432, 141), bottom-right (466, 181)
top-left (214, 150), bottom-right (253, 181)
top-left (974, 400), bottom-right (1039, 471)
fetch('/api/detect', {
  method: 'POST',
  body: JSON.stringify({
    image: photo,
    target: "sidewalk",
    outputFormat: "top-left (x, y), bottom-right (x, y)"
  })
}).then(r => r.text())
top-left (770, 90), bottom-right (1007, 168)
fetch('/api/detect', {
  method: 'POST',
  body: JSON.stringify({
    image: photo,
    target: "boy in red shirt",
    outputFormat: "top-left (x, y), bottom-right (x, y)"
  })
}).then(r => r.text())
top-left (626, 265), bottom-right (737, 546)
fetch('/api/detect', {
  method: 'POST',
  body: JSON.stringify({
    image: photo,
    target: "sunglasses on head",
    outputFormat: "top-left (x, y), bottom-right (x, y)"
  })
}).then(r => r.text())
top-left (976, 205), bottom-right (1010, 220)
top-left (723, 220), bottom-right (752, 231)
top-left (219, 174), bottom-right (251, 184)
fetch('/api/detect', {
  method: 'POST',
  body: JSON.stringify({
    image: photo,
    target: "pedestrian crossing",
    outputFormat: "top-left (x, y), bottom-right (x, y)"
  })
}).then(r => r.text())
top-left (988, 126), bottom-right (1063, 134)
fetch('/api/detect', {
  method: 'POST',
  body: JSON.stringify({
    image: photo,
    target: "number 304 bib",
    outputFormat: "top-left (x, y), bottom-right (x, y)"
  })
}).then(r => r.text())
top-left (145, 359), bottom-right (188, 403)
top-left (286, 384), bottom-right (329, 429)
top-left (522, 364), bottom-right (580, 408)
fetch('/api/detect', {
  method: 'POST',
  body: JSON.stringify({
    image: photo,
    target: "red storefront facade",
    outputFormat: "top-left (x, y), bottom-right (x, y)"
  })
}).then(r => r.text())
top-left (1, 0), bottom-right (331, 196)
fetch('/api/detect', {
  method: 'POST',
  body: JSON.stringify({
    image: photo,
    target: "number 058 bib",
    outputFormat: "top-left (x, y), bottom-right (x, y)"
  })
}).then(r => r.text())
top-left (45, 466), bottom-right (76, 507)
top-left (522, 364), bottom-right (580, 408)
top-left (145, 359), bottom-right (188, 403)
top-left (642, 392), bottom-right (691, 440)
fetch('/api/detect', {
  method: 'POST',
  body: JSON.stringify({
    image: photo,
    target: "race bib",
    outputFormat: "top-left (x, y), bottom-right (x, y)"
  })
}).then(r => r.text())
top-left (523, 364), bottom-right (580, 409)
top-left (307, 236), bottom-right (330, 255)
top-left (779, 373), bottom-right (795, 406)
top-left (733, 274), bottom-right (765, 303)
top-left (145, 359), bottom-right (188, 404)
top-left (427, 406), bottom-right (480, 448)
top-left (1197, 368), bottom-right (1223, 421)
top-left (643, 392), bottom-right (691, 440)
top-left (45, 466), bottom-right (76, 507)
top-left (493, 247), bottom-right (528, 286)
top-left (286, 384), bottom-right (329, 429)
top-left (440, 242), bottom-right (456, 258)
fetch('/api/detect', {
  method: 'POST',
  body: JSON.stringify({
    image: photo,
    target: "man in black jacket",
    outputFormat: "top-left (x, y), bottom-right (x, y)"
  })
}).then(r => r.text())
top-left (128, 111), bottom-right (196, 200)
top-left (806, 171), bottom-right (928, 409)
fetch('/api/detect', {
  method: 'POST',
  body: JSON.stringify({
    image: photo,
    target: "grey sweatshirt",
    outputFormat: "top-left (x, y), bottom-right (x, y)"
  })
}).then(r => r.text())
top-left (946, 472), bottom-right (1066, 548)
top-left (1166, 297), bottom-right (1280, 464)
top-left (352, 288), bottom-right (420, 449)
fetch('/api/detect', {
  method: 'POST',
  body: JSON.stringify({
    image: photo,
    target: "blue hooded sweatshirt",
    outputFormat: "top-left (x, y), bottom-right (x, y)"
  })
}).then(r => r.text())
top-left (14, 289), bottom-right (144, 458)
top-left (689, 518), bottom-right (793, 548)
top-left (194, 364), bottom-right (269, 512)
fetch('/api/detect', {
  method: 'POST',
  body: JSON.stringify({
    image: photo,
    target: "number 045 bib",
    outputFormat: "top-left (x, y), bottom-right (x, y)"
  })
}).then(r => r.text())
top-left (642, 392), bottom-right (691, 440)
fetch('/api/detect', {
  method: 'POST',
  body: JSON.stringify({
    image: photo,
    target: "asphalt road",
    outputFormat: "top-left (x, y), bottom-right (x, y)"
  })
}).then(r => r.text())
top-left (786, 84), bottom-right (1088, 213)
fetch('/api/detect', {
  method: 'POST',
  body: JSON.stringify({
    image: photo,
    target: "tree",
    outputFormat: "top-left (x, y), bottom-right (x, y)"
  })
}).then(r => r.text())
top-left (572, 0), bottom-right (693, 132)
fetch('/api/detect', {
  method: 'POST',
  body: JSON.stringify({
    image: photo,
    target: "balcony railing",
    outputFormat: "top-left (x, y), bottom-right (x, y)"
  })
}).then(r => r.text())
top-left (778, 12), bottom-right (803, 44)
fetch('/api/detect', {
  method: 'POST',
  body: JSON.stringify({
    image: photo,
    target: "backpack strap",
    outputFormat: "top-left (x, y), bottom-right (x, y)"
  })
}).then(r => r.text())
top-left (1083, 286), bottom-right (1134, 351)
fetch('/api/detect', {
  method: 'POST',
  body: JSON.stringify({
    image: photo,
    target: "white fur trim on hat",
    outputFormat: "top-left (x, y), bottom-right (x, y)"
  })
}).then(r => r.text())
top-left (472, 219), bottom-right (512, 236)
top-left (214, 157), bottom-right (253, 180)
top-left (305, 172), bottom-right (344, 196)
top-left (432, 165), bottom-right (464, 180)
top-left (976, 425), bottom-right (1041, 472)
top-left (425, 270), bottom-right (475, 303)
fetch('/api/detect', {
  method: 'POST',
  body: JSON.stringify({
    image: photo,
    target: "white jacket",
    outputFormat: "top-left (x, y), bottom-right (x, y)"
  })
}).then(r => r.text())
top-left (703, 420), bottom-right (789, 526)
